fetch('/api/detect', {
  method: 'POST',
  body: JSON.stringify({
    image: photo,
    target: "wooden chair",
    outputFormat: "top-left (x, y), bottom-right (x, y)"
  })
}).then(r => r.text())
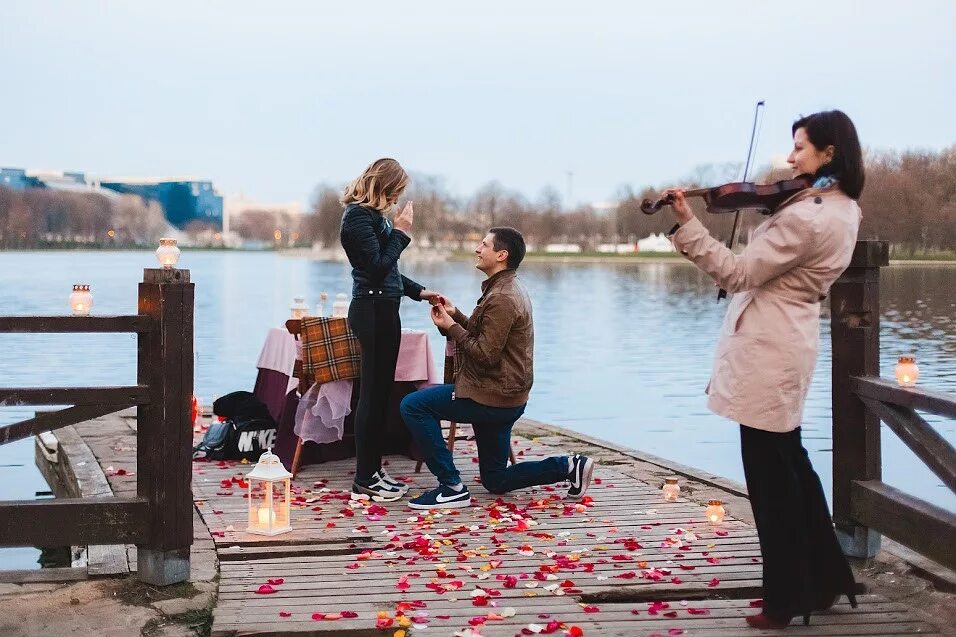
top-left (285, 319), bottom-right (310, 477)
top-left (413, 344), bottom-right (517, 472)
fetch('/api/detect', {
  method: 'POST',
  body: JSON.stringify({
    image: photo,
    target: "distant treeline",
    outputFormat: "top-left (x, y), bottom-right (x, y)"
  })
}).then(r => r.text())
top-left (304, 146), bottom-right (956, 255)
top-left (2, 146), bottom-right (953, 255)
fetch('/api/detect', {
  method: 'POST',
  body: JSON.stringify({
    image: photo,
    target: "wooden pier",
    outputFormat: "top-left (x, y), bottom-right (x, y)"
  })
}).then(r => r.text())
top-left (2, 240), bottom-right (954, 636)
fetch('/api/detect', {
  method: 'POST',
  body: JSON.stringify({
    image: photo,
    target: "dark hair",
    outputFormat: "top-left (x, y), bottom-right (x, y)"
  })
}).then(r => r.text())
top-left (489, 226), bottom-right (526, 269)
top-left (791, 110), bottom-right (865, 199)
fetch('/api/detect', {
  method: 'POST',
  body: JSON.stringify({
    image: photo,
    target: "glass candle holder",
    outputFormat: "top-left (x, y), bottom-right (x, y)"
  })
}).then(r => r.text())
top-left (705, 499), bottom-right (726, 524)
top-left (155, 238), bottom-right (181, 269)
top-left (895, 355), bottom-right (919, 387)
top-left (69, 284), bottom-right (93, 316)
top-left (662, 478), bottom-right (680, 502)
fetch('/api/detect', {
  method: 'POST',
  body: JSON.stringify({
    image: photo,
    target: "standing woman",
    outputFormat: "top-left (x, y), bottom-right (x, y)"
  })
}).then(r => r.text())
top-left (662, 110), bottom-right (863, 629)
top-left (340, 158), bottom-right (440, 502)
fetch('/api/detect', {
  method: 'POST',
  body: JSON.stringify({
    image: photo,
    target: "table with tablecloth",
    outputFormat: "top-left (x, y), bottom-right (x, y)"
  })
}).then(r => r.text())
top-left (252, 318), bottom-right (441, 470)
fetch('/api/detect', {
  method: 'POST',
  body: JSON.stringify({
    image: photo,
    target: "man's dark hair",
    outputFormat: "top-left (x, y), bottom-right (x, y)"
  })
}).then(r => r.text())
top-left (792, 110), bottom-right (865, 199)
top-left (489, 226), bottom-right (526, 269)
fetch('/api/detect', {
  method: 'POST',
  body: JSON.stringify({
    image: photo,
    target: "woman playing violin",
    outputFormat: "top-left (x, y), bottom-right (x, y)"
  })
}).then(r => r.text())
top-left (662, 110), bottom-right (864, 629)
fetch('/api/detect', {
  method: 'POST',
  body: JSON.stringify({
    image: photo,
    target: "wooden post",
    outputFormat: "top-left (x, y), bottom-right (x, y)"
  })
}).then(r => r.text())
top-left (830, 240), bottom-right (888, 558)
top-left (136, 267), bottom-right (194, 585)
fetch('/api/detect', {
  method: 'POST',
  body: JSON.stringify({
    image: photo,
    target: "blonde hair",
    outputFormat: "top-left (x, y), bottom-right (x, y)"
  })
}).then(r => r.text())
top-left (340, 158), bottom-right (409, 211)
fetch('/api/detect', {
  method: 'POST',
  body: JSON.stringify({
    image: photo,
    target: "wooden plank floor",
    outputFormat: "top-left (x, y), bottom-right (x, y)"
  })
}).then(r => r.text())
top-left (193, 425), bottom-right (941, 637)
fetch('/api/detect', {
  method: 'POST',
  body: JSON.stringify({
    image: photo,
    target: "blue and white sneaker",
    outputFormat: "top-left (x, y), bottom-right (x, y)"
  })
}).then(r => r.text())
top-left (567, 454), bottom-right (594, 498)
top-left (374, 469), bottom-right (409, 496)
top-left (351, 474), bottom-right (405, 502)
top-left (408, 484), bottom-right (471, 510)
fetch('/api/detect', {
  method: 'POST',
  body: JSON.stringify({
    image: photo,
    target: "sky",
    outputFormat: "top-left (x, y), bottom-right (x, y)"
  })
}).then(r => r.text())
top-left (2, 1), bottom-right (954, 208)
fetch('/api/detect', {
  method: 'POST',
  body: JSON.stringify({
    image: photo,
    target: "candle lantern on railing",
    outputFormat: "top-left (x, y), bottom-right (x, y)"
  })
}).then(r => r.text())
top-left (895, 355), bottom-right (919, 387)
top-left (246, 450), bottom-right (292, 536)
top-left (155, 238), bottom-right (181, 269)
top-left (69, 284), bottom-right (93, 316)
top-left (705, 499), bottom-right (726, 524)
top-left (662, 477), bottom-right (680, 502)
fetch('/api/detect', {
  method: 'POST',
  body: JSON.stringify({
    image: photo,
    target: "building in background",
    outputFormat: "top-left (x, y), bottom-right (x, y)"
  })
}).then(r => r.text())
top-left (94, 176), bottom-right (223, 230)
top-left (1, 167), bottom-right (223, 230)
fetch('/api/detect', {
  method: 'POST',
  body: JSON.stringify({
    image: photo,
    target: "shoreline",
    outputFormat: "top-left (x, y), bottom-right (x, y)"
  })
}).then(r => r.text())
top-left (3, 246), bottom-right (954, 265)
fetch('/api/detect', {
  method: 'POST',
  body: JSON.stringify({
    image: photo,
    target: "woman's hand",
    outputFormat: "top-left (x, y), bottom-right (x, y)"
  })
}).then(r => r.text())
top-left (393, 201), bottom-right (414, 234)
top-left (661, 188), bottom-right (695, 225)
top-left (430, 302), bottom-right (455, 330)
top-left (419, 289), bottom-right (442, 305)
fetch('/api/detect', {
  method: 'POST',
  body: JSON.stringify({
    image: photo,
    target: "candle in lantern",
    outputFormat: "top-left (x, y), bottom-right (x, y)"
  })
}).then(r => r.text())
top-left (69, 284), bottom-right (93, 316)
top-left (155, 238), bottom-right (181, 269)
top-left (705, 499), bottom-right (726, 524)
top-left (257, 506), bottom-right (275, 527)
top-left (662, 477), bottom-right (680, 502)
top-left (246, 451), bottom-right (292, 536)
top-left (895, 355), bottom-right (919, 387)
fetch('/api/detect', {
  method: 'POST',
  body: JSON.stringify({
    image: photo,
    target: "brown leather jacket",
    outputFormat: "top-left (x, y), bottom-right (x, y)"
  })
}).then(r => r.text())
top-left (446, 269), bottom-right (533, 408)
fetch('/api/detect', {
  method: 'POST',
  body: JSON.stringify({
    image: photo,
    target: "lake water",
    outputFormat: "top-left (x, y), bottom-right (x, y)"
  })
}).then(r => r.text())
top-left (1, 250), bottom-right (954, 568)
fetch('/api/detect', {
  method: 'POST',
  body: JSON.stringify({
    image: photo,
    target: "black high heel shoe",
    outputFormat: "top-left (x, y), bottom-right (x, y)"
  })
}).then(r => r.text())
top-left (814, 590), bottom-right (859, 611)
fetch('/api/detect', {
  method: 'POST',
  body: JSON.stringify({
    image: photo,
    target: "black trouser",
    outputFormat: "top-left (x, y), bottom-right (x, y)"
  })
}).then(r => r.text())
top-left (740, 425), bottom-right (856, 618)
top-left (347, 297), bottom-right (401, 481)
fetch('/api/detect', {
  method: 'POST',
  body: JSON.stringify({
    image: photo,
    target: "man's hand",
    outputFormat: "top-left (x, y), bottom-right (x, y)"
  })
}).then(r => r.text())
top-left (430, 302), bottom-right (455, 331)
top-left (438, 294), bottom-right (457, 316)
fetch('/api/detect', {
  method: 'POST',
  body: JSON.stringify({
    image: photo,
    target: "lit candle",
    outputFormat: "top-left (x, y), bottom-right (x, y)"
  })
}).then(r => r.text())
top-left (69, 284), bottom-right (93, 316)
top-left (662, 477), bottom-right (680, 502)
top-left (705, 499), bottom-right (725, 524)
top-left (257, 506), bottom-right (275, 527)
top-left (895, 355), bottom-right (919, 387)
top-left (155, 238), bottom-right (181, 269)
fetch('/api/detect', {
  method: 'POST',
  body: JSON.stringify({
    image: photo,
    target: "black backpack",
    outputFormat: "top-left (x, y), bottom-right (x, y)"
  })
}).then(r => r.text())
top-left (192, 391), bottom-right (277, 461)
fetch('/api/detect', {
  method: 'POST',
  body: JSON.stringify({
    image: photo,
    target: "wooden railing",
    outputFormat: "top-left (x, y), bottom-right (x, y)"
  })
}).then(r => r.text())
top-left (0, 267), bottom-right (194, 585)
top-left (830, 240), bottom-right (956, 569)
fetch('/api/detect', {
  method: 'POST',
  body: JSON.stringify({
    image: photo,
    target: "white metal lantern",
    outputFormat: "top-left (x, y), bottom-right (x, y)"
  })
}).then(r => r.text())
top-left (705, 499), bottom-right (726, 525)
top-left (69, 284), bottom-right (93, 316)
top-left (662, 477), bottom-right (680, 502)
top-left (246, 451), bottom-right (292, 536)
top-left (155, 238), bottom-right (181, 269)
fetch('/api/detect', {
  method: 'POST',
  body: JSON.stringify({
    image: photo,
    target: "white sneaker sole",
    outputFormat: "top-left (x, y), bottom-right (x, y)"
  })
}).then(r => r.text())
top-left (350, 489), bottom-right (404, 503)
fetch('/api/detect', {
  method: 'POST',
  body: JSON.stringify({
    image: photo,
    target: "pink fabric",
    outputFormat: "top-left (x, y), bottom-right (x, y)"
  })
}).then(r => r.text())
top-left (295, 380), bottom-right (353, 444)
top-left (395, 329), bottom-right (441, 385)
top-left (256, 328), bottom-right (299, 393)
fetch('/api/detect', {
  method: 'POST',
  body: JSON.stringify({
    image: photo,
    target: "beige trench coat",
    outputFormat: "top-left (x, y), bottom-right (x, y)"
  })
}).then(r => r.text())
top-left (672, 187), bottom-right (861, 432)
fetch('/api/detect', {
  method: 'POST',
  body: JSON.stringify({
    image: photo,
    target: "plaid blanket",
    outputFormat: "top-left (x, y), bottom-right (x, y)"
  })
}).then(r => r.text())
top-left (300, 317), bottom-right (362, 384)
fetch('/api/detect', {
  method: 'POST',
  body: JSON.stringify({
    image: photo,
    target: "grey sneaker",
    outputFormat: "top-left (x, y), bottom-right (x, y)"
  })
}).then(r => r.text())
top-left (567, 454), bottom-right (594, 498)
top-left (350, 475), bottom-right (405, 502)
top-left (375, 469), bottom-right (409, 495)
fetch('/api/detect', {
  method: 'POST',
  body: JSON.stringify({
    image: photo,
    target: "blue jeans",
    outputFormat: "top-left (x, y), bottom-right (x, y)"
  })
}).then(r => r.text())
top-left (400, 384), bottom-right (570, 494)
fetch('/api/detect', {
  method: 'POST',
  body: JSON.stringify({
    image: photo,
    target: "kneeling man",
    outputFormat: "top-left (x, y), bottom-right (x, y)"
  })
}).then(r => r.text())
top-left (400, 226), bottom-right (593, 509)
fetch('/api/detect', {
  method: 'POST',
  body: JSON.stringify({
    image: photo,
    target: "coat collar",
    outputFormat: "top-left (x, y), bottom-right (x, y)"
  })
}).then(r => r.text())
top-left (481, 268), bottom-right (517, 293)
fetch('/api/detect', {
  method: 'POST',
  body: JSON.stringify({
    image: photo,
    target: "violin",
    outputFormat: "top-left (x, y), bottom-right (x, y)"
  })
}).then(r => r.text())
top-left (639, 175), bottom-right (813, 216)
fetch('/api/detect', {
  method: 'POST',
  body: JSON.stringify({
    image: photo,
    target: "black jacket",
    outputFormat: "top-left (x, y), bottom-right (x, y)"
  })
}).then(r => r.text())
top-left (340, 203), bottom-right (424, 301)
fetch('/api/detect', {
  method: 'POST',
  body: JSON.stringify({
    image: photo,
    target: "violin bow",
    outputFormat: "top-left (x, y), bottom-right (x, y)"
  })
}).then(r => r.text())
top-left (717, 99), bottom-right (765, 301)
